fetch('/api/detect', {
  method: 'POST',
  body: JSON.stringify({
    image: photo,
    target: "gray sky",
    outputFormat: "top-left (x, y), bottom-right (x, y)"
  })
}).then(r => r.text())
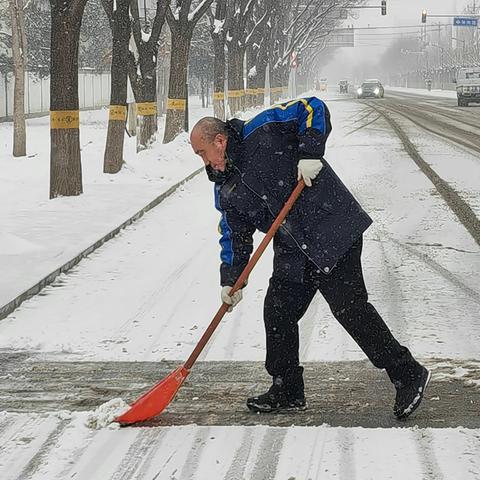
top-left (321, 0), bottom-right (474, 77)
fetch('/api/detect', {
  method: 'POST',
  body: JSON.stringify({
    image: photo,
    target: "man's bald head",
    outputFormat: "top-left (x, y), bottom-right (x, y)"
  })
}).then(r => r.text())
top-left (190, 117), bottom-right (229, 171)
top-left (191, 117), bottom-right (228, 142)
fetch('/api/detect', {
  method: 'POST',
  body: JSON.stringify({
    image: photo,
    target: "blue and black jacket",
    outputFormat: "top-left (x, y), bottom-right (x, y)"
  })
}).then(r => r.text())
top-left (210, 97), bottom-right (372, 286)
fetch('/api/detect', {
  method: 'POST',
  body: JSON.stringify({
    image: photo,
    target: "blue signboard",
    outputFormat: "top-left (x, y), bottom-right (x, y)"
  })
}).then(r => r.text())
top-left (453, 17), bottom-right (478, 27)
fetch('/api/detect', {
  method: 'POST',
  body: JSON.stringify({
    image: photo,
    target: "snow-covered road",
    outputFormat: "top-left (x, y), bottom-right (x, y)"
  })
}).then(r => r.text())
top-left (1, 94), bottom-right (479, 363)
top-left (1, 91), bottom-right (480, 479)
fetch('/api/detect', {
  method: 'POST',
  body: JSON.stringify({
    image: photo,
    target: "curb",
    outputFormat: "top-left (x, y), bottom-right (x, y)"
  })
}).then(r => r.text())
top-left (0, 167), bottom-right (204, 321)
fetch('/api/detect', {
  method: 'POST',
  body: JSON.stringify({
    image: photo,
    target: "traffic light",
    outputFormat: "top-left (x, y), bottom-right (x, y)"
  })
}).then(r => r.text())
top-left (421, 9), bottom-right (427, 23)
top-left (381, 0), bottom-right (387, 15)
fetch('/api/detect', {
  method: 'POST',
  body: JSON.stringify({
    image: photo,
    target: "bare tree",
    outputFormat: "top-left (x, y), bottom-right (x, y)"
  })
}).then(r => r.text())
top-left (128, 0), bottom-right (169, 149)
top-left (163, 0), bottom-right (214, 143)
top-left (225, 0), bottom-right (271, 115)
top-left (9, 0), bottom-right (27, 157)
top-left (207, 0), bottom-right (227, 119)
top-left (103, 0), bottom-right (131, 173)
top-left (49, 0), bottom-right (88, 199)
top-left (268, 0), bottom-right (361, 102)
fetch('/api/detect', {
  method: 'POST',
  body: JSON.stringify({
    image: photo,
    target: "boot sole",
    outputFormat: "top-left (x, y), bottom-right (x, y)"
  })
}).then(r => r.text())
top-left (395, 369), bottom-right (432, 420)
top-left (247, 403), bottom-right (308, 414)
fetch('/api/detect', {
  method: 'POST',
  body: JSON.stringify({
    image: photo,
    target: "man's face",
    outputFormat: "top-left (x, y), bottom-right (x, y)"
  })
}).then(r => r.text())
top-left (190, 130), bottom-right (228, 171)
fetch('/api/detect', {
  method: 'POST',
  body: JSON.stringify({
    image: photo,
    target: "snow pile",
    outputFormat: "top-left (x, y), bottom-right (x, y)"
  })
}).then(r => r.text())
top-left (85, 398), bottom-right (130, 430)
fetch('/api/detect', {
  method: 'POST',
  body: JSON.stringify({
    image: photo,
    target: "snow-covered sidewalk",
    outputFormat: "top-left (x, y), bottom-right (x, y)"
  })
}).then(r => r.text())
top-left (0, 99), bottom-right (211, 310)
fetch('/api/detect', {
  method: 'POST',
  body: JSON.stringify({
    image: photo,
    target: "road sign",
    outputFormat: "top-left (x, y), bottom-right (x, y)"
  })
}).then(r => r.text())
top-left (327, 28), bottom-right (354, 47)
top-left (453, 17), bottom-right (478, 27)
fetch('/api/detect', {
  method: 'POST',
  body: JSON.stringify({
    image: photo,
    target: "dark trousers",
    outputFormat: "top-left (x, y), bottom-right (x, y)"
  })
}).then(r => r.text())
top-left (264, 237), bottom-right (420, 385)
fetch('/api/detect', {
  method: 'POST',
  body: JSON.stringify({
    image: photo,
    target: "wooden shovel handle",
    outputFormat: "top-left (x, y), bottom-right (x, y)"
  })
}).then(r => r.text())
top-left (184, 179), bottom-right (305, 370)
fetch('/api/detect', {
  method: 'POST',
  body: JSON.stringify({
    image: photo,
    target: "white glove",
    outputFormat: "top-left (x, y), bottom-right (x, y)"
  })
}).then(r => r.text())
top-left (297, 159), bottom-right (323, 187)
top-left (221, 286), bottom-right (243, 312)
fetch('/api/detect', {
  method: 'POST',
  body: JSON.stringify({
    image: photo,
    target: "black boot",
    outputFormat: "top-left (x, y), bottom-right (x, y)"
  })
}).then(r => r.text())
top-left (386, 348), bottom-right (431, 420)
top-left (247, 367), bottom-right (307, 413)
top-left (393, 365), bottom-right (431, 420)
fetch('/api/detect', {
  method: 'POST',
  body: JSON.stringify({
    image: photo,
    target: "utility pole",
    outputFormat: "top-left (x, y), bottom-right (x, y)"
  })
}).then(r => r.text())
top-left (475, 0), bottom-right (479, 52)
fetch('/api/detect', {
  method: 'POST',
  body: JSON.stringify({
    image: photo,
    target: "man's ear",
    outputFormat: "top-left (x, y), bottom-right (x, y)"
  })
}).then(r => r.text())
top-left (214, 133), bottom-right (227, 148)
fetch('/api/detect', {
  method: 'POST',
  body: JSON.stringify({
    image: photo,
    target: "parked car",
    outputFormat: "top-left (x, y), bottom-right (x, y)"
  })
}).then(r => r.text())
top-left (455, 67), bottom-right (480, 107)
top-left (357, 79), bottom-right (384, 99)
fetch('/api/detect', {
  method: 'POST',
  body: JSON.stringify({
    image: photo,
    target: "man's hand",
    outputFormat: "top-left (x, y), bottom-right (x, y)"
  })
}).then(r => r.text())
top-left (297, 159), bottom-right (323, 187)
top-left (221, 286), bottom-right (243, 312)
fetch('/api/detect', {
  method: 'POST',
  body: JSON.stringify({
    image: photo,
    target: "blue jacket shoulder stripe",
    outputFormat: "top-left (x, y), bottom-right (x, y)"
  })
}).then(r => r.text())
top-left (243, 97), bottom-right (327, 139)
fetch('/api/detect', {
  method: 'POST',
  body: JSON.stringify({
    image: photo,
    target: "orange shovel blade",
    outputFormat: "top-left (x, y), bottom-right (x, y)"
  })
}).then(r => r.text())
top-left (115, 365), bottom-right (189, 425)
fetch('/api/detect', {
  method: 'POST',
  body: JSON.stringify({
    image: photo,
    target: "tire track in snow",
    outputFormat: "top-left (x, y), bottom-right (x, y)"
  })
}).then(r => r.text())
top-left (147, 251), bottom-right (212, 360)
top-left (16, 419), bottom-right (70, 480)
top-left (57, 425), bottom-right (97, 480)
top-left (109, 428), bottom-right (159, 480)
top-left (462, 430), bottom-right (480, 477)
top-left (305, 428), bottom-right (329, 479)
top-left (412, 429), bottom-right (444, 480)
top-left (373, 235), bottom-right (409, 343)
top-left (0, 415), bottom-right (15, 441)
top-left (336, 428), bottom-right (356, 480)
top-left (391, 237), bottom-right (480, 306)
top-left (177, 428), bottom-right (211, 480)
top-left (0, 415), bottom-right (45, 478)
top-left (130, 430), bottom-right (168, 479)
top-left (369, 102), bottom-right (480, 247)
top-left (0, 415), bottom-right (31, 456)
top-left (112, 241), bottom-right (205, 342)
top-left (249, 427), bottom-right (287, 480)
top-left (223, 428), bottom-right (255, 479)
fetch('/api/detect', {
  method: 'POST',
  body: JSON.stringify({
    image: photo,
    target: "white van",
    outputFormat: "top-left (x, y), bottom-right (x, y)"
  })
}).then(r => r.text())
top-left (456, 67), bottom-right (480, 107)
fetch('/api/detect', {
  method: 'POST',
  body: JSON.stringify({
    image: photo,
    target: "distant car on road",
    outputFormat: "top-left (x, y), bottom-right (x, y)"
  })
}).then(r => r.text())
top-left (319, 78), bottom-right (328, 91)
top-left (455, 67), bottom-right (480, 107)
top-left (357, 79), bottom-right (384, 99)
top-left (339, 80), bottom-right (349, 93)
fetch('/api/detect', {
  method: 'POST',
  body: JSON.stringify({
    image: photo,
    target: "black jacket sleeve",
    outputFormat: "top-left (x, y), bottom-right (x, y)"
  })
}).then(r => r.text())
top-left (215, 186), bottom-right (256, 287)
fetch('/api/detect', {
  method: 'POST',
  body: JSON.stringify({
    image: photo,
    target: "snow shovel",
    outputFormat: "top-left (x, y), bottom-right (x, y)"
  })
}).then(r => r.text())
top-left (115, 179), bottom-right (306, 425)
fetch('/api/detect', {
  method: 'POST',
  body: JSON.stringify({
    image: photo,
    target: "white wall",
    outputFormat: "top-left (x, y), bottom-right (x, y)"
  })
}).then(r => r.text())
top-left (0, 71), bottom-right (111, 119)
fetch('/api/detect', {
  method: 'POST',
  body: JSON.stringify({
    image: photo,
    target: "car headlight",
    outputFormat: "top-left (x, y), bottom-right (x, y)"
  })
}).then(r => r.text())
top-left (357, 88), bottom-right (362, 94)
top-left (374, 88), bottom-right (380, 94)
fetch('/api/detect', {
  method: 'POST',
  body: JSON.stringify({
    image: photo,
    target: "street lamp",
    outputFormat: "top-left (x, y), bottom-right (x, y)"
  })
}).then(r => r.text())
top-left (422, 9), bottom-right (427, 23)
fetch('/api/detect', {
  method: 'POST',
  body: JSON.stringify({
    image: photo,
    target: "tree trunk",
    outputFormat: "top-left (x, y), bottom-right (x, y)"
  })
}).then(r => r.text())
top-left (10, 0), bottom-right (27, 157)
top-left (227, 47), bottom-right (244, 115)
top-left (212, 36), bottom-right (225, 119)
top-left (254, 47), bottom-right (268, 108)
top-left (49, 0), bottom-right (88, 199)
top-left (127, 102), bottom-right (136, 136)
top-left (201, 77), bottom-right (206, 108)
top-left (246, 44), bottom-right (257, 109)
top-left (103, 0), bottom-right (130, 174)
top-left (270, 61), bottom-right (288, 103)
top-left (163, 31), bottom-right (191, 143)
top-left (136, 50), bottom-right (158, 151)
